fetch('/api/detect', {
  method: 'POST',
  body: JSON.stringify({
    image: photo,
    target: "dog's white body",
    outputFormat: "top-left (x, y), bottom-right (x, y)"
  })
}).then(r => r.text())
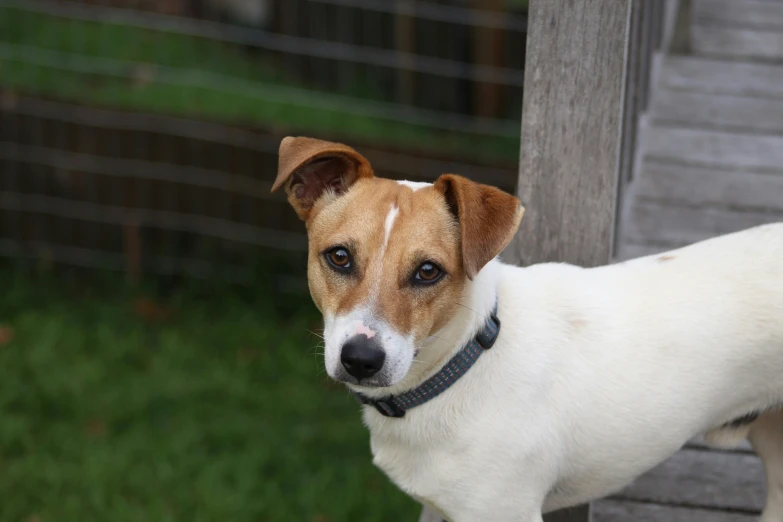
top-left (359, 223), bottom-right (783, 522)
top-left (272, 137), bottom-right (783, 522)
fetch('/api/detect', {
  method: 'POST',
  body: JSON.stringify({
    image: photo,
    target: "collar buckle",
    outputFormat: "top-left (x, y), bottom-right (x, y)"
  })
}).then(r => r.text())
top-left (371, 398), bottom-right (406, 418)
top-left (475, 311), bottom-right (501, 350)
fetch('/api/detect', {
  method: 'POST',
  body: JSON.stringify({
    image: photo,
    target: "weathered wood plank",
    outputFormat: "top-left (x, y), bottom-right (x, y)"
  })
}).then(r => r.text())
top-left (505, 0), bottom-right (630, 268)
top-left (615, 448), bottom-right (765, 512)
top-left (692, 25), bottom-right (783, 61)
top-left (624, 200), bottom-right (780, 247)
top-left (693, 0), bottom-right (783, 31)
top-left (661, 0), bottom-right (683, 53)
top-left (593, 499), bottom-right (758, 522)
top-left (651, 88), bottom-right (783, 134)
top-left (644, 126), bottom-right (783, 172)
top-left (635, 161), bottom-right (783, 212)
top-left (503, 0), bottom-right (632, 520)
top-left (661, 56), bottom-right (783, 98)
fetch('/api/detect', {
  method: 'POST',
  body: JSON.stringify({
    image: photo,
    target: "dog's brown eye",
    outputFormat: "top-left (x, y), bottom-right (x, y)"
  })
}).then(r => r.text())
top-left (326, 247), bottom-right (352, 272)
top-left (414, 262), bottom-right (444, 284)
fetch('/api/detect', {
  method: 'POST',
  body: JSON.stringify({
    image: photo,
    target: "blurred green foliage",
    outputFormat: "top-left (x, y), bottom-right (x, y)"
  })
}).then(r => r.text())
top-left (0, 6), bottom-right (520, 163)
top-left (0, 270), bottom-right (418, 522)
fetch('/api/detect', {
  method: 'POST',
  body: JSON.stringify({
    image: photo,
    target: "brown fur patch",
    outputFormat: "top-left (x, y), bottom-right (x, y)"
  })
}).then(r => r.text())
top-left (568, 315), bottom-right (588, 332)
top-left (274, 136), bottom-right (525, 342)
top-left (272, 137), bottom-right (374, 221)
top-left (434, 174), bottom-right (524, 279)
top-left (658, 255), bottom-right (676, 262)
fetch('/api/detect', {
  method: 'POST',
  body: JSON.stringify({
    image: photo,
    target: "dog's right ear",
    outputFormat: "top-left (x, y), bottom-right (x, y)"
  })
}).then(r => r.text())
top-left (272, 136), bottom-right (374, 221)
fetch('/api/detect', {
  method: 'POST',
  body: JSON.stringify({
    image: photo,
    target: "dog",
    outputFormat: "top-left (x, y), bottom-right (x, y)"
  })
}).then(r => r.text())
top-left (272, 136), bottom-right (783, 522)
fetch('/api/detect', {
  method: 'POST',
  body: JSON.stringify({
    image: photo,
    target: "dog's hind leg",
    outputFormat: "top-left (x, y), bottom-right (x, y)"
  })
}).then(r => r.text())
top-left (748, 409), bottom-right (783, 522)
top-left (704, 412), bottom-right (759, 449)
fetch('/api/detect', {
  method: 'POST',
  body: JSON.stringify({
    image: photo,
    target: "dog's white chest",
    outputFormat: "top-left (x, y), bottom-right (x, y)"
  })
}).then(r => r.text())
top-left (369, 427), bottom-right (440, 498)
top-left (367, 415), bottom-right (491, 518)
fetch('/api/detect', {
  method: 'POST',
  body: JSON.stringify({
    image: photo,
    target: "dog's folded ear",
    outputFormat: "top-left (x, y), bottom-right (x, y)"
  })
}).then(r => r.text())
top-left (435, 174), bottom-right (524, 280)
top-left (272, 136), bottom-right (374, 221)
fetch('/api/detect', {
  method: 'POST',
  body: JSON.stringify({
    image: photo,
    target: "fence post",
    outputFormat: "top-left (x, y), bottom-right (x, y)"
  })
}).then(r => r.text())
top-left (504, 0), bottom-right (633, 520)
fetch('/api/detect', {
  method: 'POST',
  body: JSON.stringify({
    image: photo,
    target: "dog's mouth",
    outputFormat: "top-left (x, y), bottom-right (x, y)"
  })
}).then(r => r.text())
top-left (333, 368), bottom-right (392, 388)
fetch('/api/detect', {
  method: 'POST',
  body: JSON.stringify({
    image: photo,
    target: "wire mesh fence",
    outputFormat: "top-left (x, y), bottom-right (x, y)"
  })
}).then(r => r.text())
top-left (0, 0), bottom-right (527, 284)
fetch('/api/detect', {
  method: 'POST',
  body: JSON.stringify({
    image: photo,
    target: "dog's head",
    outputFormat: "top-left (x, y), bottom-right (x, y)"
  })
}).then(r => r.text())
top-left (272, 137), bottom-right (523, 388)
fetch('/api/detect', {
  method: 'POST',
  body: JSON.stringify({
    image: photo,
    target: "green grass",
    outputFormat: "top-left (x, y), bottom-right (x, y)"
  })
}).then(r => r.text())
top-left (0, 270), bottom-right (418, 522)
top-left (0, 5), bottom-right (520, 163)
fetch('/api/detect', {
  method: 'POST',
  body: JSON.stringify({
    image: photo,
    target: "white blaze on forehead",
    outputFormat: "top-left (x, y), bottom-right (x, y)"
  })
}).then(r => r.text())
top-left (369, 203), bottom-right (399, 301)
top-left (383, 204), bottom-right (399, 248)
top-left (397, 180), bottom-right (431, 191)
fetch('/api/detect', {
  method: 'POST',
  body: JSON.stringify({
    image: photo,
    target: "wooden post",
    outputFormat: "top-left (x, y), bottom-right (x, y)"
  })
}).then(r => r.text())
top-left (504, 0), bottom-right (633, 521)
top-left (506, 0), bottom-right (631, 267)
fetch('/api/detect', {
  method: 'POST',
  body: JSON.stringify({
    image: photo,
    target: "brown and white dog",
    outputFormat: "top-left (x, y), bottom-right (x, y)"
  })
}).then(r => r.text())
top-left (272, 136), bottom-right (783, 522)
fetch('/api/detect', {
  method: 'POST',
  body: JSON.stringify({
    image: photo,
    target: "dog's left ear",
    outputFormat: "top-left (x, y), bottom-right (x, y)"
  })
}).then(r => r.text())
top-left (434, 174), bottom-right (524, 280)
top-left (272, 136), bottom-right (375, 221)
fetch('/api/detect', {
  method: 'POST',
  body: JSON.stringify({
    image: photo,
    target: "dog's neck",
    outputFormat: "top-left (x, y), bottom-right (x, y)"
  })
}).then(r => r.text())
top-left (349, 258), bottom-right (503, 399)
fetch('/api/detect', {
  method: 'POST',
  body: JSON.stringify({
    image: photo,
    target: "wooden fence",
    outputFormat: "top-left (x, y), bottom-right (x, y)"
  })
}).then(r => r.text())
top-left (0, 0), bottom-right (525, 282)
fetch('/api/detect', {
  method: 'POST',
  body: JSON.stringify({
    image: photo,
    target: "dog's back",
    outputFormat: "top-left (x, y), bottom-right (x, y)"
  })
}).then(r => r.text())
top-left (502, 223), bottom-right (783, 511)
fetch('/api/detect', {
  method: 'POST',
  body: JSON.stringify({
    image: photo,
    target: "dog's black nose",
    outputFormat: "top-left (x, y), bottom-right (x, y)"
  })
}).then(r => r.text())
top-left (341, 335), bottom-right (385, 380)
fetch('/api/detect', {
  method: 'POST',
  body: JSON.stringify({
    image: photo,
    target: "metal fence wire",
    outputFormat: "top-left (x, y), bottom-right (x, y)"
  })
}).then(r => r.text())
top-left (0, 0), bottom-right (528, 283)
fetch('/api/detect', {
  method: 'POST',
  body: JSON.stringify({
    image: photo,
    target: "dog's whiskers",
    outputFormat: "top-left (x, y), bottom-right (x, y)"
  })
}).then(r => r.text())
top-left (456, 302), bottom-right (481, 317)
top-left (307, 329), bottom-right (325, 340)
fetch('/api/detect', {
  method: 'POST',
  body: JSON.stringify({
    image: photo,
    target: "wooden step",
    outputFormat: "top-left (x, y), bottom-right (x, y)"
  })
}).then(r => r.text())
top-left (693, 0), bottom-right (783, 31)
top-left (643, 126), bottom-right (783, 172)
top-left (614, 448), bottom-right (764, 513)
top-left (618, 160), bottom-right (783, 260)
top-left (692, 25), bottom-right (783, 61)
top-left (593, 499), bottom-right (756, 522)
top-left (651, 88), bottom-right (783, 134)
top-left (660, 56), bottom-right (783, 98)
top-left (635, 161), bottom-right (783, 213)
top-left (624, 200), bottom-right (780, 248)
